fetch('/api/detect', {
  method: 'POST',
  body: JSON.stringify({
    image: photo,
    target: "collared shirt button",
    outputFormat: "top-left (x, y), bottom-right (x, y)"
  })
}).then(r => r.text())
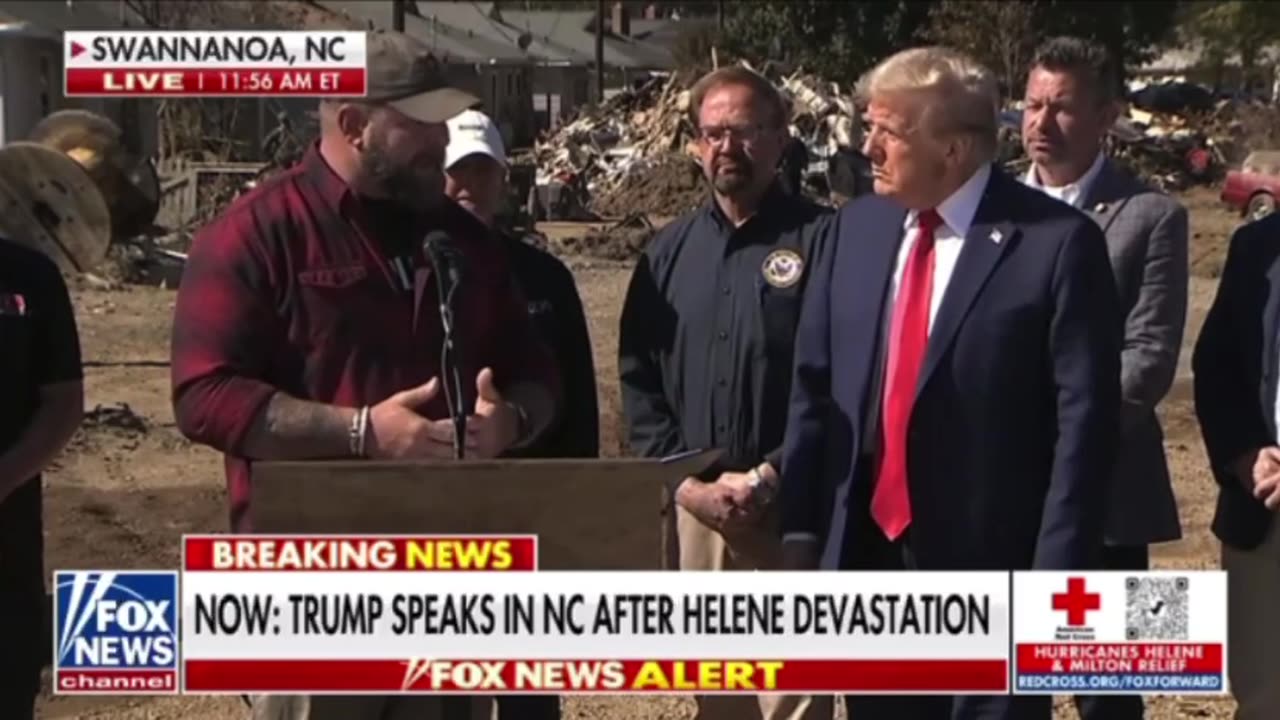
top-left (722, 286), bottom-right (731, 295)
top-left (718, 377), bottom-right (727, 387)
top-left (718, 330), bottom-right (728, 340)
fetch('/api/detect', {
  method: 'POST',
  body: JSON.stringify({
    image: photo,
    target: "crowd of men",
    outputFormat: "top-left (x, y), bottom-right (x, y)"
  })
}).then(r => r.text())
top-left (0, 26), bottom-right (1276, 720)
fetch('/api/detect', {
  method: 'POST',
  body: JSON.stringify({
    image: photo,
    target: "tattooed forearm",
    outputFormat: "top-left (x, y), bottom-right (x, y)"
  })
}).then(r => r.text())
top-left (240, 392), bottom-right (356, 460)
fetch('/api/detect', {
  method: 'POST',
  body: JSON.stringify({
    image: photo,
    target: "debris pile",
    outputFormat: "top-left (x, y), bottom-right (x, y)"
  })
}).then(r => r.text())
top-left (591, 153), bottom-right (705, 218)
top-left (84, 402), bottom-right (150, 435)
top-left (548, 215), bottom-right (656, 262)
top-left (527, 64), bottom-right (862, 221)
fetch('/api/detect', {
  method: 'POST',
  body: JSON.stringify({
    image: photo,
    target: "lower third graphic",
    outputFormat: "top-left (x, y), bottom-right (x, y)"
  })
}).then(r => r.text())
top-left (53, 570), bottom-right (179, 694)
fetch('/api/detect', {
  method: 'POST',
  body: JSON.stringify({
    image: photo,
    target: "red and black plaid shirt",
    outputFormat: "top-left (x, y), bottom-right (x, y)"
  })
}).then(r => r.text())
top-left (171, 144), bottom-right (560, 532)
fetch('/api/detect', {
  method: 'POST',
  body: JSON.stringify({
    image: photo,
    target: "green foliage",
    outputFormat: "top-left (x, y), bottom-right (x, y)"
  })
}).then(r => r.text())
top-left (717, 0), bottom-right (1177, 97)
top-left (1035, 1), bottom-right (1180, 70)
top-left (719, 1), bottom-right (933, 80)
top-left (920, 1), bottom-right (1037, 96)
top-left (1177, 1), bottom-right (1280, 87)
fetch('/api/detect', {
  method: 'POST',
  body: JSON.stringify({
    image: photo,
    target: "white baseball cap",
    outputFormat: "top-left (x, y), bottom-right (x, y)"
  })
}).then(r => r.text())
top-left (445, 109), bottom-right (507, 169)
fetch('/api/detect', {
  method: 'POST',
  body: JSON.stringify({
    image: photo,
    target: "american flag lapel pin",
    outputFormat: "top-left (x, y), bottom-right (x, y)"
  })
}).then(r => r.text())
top-left (1, 292), bottom-right (25, 315)
top-left (989, 229), bottom-right (1003, 245)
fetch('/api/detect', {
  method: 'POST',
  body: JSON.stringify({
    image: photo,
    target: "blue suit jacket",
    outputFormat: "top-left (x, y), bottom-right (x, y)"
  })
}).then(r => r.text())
top-left (781, 166), bottom-right (1122, 571)
top-left (1192, 213), bottom-right (1280, 551)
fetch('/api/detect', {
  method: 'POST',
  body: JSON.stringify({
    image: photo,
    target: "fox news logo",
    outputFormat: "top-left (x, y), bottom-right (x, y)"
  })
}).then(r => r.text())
top-left (53, 571), bottom-right (179, 694)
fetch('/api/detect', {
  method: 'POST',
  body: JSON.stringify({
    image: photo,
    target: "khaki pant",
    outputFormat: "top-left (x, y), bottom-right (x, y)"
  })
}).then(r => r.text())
top-left (1223, 517), bottom-right (1280, 720)
top-left (674, 504), bottom-right (835, 720)
top-left (248, 695), bottom-right (492, 720)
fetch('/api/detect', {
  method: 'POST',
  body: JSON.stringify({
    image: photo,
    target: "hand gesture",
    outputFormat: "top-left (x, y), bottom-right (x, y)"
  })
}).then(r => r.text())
top-left (1234, 447), bottom-right (1280, 510)
top-left (718, 471), bottom-right (765, 530)
top-left (365, 378), bottom-right (458, 460)
top-left (675, 479), bottom-right (741, 531)
top-left (1247, 447), bottom-right (1280, 510)
top-left (466, 367), bottom-right (519, 459)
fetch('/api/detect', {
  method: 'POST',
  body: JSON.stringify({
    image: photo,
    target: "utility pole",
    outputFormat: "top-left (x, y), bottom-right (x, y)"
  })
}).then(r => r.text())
top-left (595, 0), bottom-right (605, 103)
top-left (392, 0), bottom-right (405, 31)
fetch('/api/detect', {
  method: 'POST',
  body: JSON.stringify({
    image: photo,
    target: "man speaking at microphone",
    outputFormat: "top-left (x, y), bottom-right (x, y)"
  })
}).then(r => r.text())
top-left (170, 30), bottom-right (560, 720)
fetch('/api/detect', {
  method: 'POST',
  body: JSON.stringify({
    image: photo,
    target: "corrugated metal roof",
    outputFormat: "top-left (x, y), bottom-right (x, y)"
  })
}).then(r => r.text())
top-left (0, 0), bottom-right (143, 31)
top-left (411, 2), bottom-right (588, 65)
top-left (316, 0), bottom-right (528, 64)
top-left (498, 9), bottom-right (673, 69)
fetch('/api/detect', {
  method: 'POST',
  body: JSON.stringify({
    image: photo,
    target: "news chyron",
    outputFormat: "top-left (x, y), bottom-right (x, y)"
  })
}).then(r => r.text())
top-left (63, 30), bottom-right (368, 98)
top-left (53, 570), bottom-right (179, 695)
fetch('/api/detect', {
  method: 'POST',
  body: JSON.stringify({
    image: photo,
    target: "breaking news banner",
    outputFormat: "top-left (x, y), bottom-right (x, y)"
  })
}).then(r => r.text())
top-left (52, 570), bottom-right (180, 694)
top-left (1011, 570), bottom-right (1228, 695)
top-left (179, 535), bottom-right (1012, 695)
top-left (63, 31), bottom-right (367, 98)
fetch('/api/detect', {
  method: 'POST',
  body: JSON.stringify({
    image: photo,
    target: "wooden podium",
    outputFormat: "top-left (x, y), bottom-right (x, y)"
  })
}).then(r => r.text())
top-left (249, 449), bottom-right (721, 571)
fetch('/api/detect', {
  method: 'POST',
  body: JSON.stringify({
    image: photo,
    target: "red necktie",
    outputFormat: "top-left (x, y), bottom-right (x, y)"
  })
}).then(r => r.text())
top-left (872, 208), bottom-right (941, 541)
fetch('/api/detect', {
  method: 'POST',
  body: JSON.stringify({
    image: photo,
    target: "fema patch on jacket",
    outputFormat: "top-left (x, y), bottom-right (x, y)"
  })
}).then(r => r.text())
top-left (761, 249), bottom-right (804, 288)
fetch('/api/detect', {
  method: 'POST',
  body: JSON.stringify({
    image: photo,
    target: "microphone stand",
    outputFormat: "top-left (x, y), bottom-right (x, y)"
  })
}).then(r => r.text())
top-left (429, 249), bottom-right (467, 460)
top-left (436, 265), bottom-right (471, 720)
top-left (426, 239), bottom-right (479, 720)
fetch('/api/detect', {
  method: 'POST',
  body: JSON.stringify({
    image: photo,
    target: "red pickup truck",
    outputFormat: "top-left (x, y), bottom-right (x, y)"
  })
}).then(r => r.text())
top-left (1221, 150), bottom-right (1280, 221)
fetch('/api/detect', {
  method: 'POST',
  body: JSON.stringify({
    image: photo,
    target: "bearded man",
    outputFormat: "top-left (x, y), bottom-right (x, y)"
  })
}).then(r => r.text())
top-left (169, 30), bottom-right (561, 720)
top-left (618, 65), bottom-right (835, 720)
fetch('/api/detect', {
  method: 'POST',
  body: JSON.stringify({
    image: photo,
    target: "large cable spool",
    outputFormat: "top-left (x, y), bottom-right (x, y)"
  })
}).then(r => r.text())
top-left (0, 109), bottom-right (161, 274)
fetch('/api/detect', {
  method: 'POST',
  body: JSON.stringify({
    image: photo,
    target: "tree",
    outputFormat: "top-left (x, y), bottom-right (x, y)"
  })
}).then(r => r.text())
top-left (719, 2), bottom-right (932, 81)
top-left (1035, 1), bottom-right (1180, 72)
top-left (921, 1), bottom-right (1037, 97)
top-left (920, 0), bottom-right (1180, 100)
top-left (1176, 1), bottom-right (1280, 95)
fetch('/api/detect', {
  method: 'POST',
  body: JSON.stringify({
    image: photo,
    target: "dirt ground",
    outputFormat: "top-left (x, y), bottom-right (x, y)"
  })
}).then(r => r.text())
top-left (34, 186), bottom-right (1242, 719)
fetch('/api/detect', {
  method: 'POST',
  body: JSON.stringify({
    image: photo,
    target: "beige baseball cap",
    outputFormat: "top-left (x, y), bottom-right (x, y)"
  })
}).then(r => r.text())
top-left (363, 30), bottom-right (480, 124)
top-left (445, 109), bottom-right (507, 168)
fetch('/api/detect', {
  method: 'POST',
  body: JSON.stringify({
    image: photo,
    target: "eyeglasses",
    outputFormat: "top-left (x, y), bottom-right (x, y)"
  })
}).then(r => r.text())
top-left (697, 123), bottom-right (774, 145)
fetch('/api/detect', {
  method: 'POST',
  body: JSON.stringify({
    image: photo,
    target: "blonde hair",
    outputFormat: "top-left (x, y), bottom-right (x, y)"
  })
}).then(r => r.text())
top-left (858, 46), bottom-right (1000, 161)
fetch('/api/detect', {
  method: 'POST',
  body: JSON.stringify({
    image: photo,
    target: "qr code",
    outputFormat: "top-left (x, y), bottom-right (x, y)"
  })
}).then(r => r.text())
top-left (1125, 576), bottom-right (1189, 640)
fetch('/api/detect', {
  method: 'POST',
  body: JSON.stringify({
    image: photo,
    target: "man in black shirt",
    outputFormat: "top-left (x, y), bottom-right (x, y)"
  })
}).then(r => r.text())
top-left (444, 109), bottom-right (598, 463)
top-left (618, 66), bottom-right (834, 720)
top-left (442, 108), bottom-right (599, 720)
top-left (0, 238), bottom-right (84, 720)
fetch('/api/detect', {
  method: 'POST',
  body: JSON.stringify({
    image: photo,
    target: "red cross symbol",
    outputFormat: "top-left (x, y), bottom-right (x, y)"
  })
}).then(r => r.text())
top-left (1052, 576), bottom-right (1101, 626)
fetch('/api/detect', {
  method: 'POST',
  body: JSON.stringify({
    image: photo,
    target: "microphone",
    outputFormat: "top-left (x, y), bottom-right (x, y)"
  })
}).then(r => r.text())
top-left (422, 230), bottom-right (465, 288)
top-left (422, 230), bottom-right (467, 460)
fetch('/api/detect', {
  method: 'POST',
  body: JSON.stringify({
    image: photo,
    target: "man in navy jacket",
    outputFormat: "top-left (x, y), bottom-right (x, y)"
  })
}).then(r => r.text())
top-left (1192, 212), bottom-right (1280, 720)
top-left (780, 46), bottom-right (1121, 719)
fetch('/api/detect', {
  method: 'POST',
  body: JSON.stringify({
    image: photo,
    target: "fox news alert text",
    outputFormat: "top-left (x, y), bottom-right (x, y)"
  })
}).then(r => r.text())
top-left (63, 31), bottom-right (367, 97)
top-left (179, 536), bottom-right (1012, 694)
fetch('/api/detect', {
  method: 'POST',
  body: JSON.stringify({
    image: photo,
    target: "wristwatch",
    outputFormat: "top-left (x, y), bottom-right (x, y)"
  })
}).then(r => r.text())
top-left (747, 466), bottom-right (775, 504)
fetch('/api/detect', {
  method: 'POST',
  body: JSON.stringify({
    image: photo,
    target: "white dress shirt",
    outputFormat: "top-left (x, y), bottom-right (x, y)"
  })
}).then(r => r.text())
top-left (783, 163), bottom-right (992, 545)
top-left (1023, 152), bottom-right (1105, 209)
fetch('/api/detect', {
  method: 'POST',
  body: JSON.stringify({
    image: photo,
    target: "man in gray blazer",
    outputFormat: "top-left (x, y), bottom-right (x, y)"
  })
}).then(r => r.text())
top-left (1021, 36), bottom-right (1188, 720)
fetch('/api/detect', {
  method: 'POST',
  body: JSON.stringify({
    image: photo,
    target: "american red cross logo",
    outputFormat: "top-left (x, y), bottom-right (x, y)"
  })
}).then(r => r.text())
top-left (1052, 576), bottom-right (1101, 626)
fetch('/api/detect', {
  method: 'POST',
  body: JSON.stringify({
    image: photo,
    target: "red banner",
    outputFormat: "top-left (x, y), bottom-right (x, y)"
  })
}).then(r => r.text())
top-left (65, 68), bottom-right (365, 96)
top-left (184, 658), bottom-right (1010, 694)
top-left (183, 536), bottom-right (538, 572)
